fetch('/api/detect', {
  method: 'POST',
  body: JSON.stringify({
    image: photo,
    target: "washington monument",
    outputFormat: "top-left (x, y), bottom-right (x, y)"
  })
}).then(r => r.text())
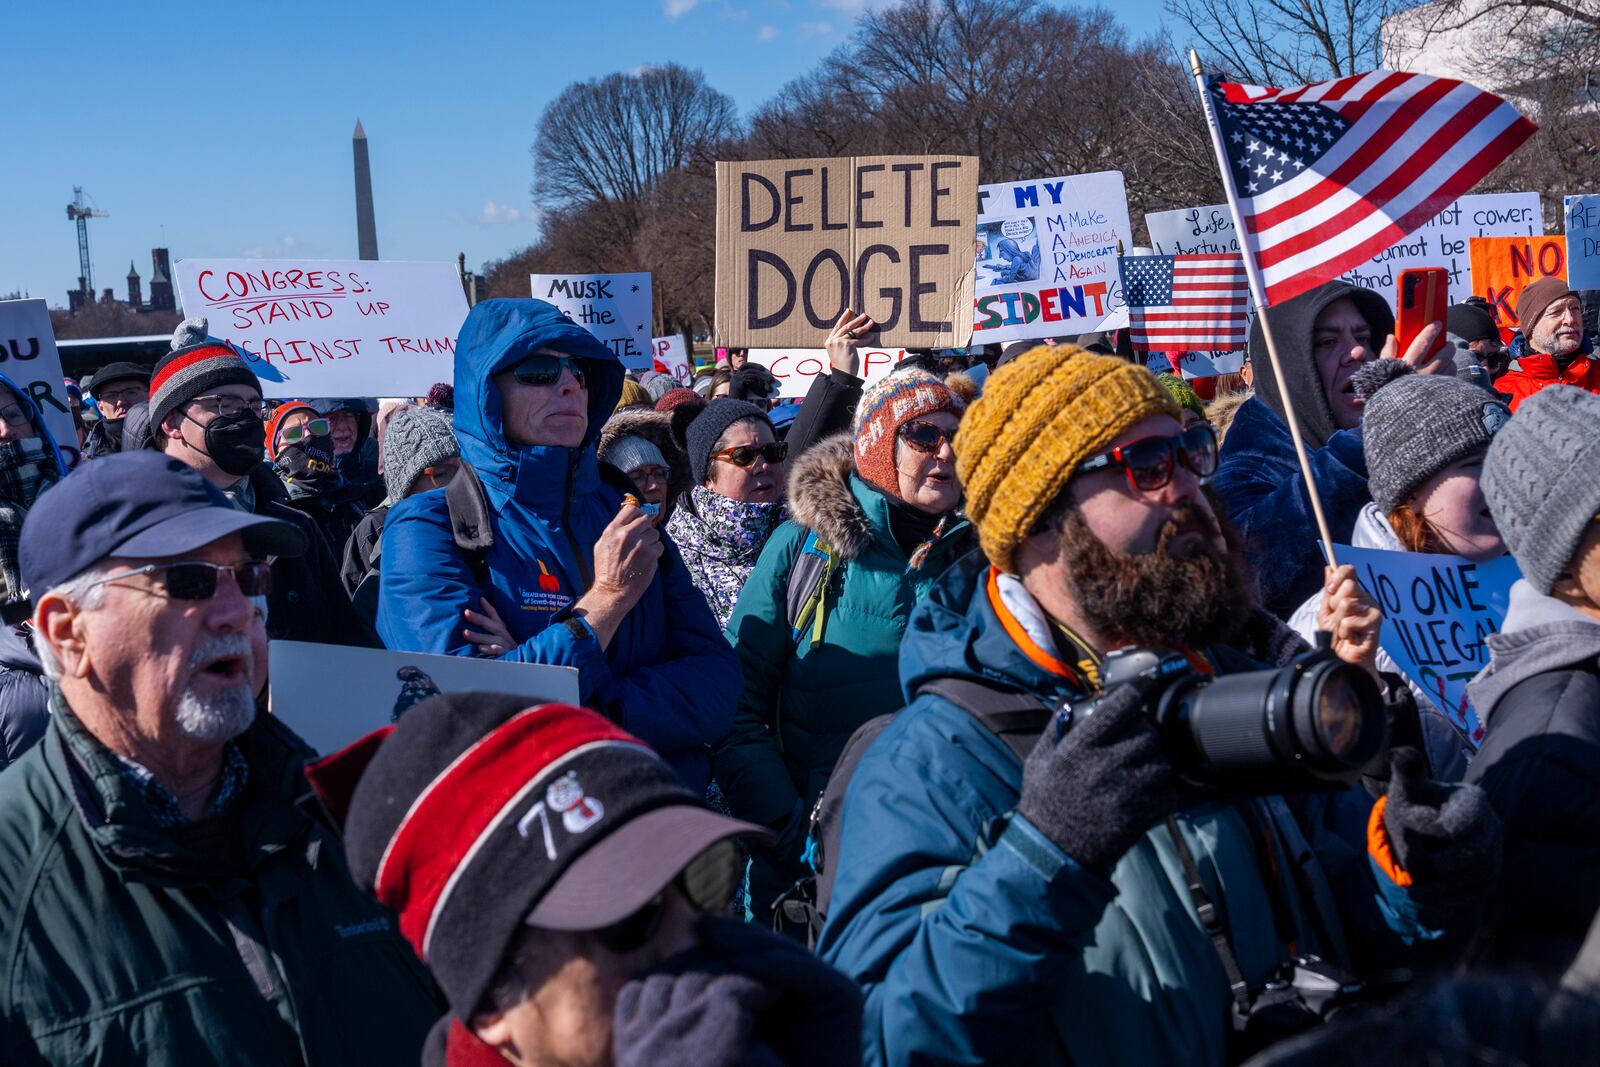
top-left (353, 119), bottom-right (379, 260)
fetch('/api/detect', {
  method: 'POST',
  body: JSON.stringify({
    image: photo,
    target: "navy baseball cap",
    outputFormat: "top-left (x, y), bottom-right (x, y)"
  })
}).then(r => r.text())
top-left (20, 452), bottom-right (306, 597)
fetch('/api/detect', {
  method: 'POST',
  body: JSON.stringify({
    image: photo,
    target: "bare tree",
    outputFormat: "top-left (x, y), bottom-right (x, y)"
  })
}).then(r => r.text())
top-left (533, 63), bottom-right (738, 245)
top-left (1165, 0), bottom-right (1399, 84)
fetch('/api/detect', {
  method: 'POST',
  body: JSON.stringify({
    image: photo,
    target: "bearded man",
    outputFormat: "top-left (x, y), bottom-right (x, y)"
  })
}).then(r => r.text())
top-left (816, 346), bottom-right (1504, 1067)
top-left (1494, 277), bottom-right (1598, 410)
top-left (0, 452), bottom-right (443, 1066)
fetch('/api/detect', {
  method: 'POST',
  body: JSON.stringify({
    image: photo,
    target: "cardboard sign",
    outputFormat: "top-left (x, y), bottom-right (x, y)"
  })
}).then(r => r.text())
top-left (1565, 194), bottom-right (1600, 290)
top-left (0, 300), bottom-right (81, 468)
top-left (714, 156), bottom-right (979, 348)
top-left (1147, 192), bottom-right (1542, 310)
top-left (172, 259), bottom-right (469, 399)
top-left (749, 348), bottom-right (907, 399)
top-left (974, 172), bottom-right (1132, 344)
top-left (1335, 544), bottom-right (1522, 746)
top-left (268, 640), bottom-right (579, 755)
top-left (531, 272), bottom-right (653, 371)
top-left (651, 334), bottom-right (693, 383)
top-left (1468, 235), bottom-right (1569, 336)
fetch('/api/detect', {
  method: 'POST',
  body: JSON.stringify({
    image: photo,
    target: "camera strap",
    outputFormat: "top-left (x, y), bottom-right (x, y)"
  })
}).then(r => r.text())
top-left (1164, 817), bottom-right (1253, 1017)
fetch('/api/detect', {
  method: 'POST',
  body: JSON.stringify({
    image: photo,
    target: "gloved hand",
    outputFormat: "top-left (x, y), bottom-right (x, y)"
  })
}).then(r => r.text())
top-left (275, 435), bottom-right (341, 493)
top-left (729, 365), bottom-right (778, 402)
top-left (1376, 747), bottom-right (1502, 905)
top-left (1016, 683), bottom-right (1179, 875)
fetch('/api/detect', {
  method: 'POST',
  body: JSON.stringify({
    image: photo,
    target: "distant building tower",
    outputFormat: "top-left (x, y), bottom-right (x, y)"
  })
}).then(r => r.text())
top-left (127, 261), bottom-right (142, 310)
top-left (148, 248), bottom-right (175, 312)
top-left (353, 119), bottom-right (379, 260)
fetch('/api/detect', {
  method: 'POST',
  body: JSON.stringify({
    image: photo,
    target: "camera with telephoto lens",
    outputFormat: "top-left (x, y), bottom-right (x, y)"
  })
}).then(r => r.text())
top-left (1070, 646), bottom-right (1387, 793)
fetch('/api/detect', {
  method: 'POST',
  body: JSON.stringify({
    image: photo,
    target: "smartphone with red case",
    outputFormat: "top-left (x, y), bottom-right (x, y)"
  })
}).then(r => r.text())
top-left (1396, 267), bottom-right (1450, 363)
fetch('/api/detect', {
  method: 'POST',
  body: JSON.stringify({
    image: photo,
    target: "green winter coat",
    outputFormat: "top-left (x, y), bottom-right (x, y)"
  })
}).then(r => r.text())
top-left (0, 691), bottom-right (443, 1066)
top-left (715, 434), bottom-right (974, 916)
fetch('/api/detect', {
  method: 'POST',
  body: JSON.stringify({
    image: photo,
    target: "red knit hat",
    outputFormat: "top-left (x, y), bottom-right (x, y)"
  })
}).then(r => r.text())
top-left (850, 370), bottom-right (964, 496)
top-left (264, 401), bottom-right (317, 460)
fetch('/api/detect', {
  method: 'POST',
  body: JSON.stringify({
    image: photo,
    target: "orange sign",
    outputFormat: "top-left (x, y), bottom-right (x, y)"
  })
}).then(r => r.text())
top-left (1468, 236), bottom-right (1568, 341)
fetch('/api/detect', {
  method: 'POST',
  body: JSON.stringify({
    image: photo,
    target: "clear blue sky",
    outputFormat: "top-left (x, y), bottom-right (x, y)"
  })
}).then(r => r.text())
top-left (3, 0), bottom-right (1171, 309)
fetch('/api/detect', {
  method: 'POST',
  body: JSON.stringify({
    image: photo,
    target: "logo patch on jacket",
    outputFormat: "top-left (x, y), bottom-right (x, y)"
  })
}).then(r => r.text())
top-left (520, 560), bottom-right (573, 612)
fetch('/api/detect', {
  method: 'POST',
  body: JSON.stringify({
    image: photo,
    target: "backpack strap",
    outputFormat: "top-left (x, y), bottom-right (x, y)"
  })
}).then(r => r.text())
top-left (916, 677), bottom-right (1055, 761)
top-left (445, 464), bottom-right (494, 583)
top-left (786, 530), bottom-right (839, 646)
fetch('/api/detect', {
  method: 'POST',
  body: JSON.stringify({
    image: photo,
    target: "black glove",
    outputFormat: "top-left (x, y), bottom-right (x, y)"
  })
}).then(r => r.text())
top-left (730, 365), bottom-right (778, 402)
top-left (275, 435), bottom-right (341, 493)
top-left (1016, 683), bottom-right (1179, 875)
top-left (1378, 747), bottom-right (1502, 905)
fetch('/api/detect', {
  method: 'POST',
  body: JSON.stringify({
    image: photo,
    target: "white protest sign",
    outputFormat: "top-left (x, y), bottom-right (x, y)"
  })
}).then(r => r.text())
top-left (531, 272), bottom-right (653, 371)
top-left (172, 259), bottom-right (468, 399)
top-left (1335, 544), bottom-right (1521, 746)
top-left (1143, 349), bottom-right (1247, 379)
top-left (1566, 194), bottom-right (1600, 290)
top-left (0, 300), bottom-right (81, 468)
top-left (750, 348), bottom-right (907, 399)
top-left (268, 641), bottom-right (579, 755)
top-left (974, 172), bottom-right (1132, 344)
top-left (1146, 193), bottom-right (1542, 310)
top-left (651, 334), bottom-right (692, 383)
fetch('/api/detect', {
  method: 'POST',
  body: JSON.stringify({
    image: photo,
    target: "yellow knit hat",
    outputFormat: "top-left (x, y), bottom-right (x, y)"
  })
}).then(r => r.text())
top-left (615, 378), bottom-right (651, 410)
top-left (955, 344), bottom-right (1180, 572)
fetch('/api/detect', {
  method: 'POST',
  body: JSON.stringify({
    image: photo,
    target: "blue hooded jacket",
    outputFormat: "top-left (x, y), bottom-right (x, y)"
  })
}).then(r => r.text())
top-left (818, 551), bottom-right (1460, 1067)
top-left (378, 300), bottom-right (739, 787)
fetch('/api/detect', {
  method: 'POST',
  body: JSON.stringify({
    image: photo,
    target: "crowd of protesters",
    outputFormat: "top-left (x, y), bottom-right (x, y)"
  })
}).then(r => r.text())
top-left (0, 272), bottom-right (1597, 1067)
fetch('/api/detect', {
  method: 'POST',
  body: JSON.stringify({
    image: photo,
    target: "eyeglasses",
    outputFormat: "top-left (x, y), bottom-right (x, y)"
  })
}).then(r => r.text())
top-left (511, 354), bottom-right (586, 389)
top-left (712, 441), bottom-right (788, 469)
top-left (0, 403), bottom-right (30, 428)
top-left (280, 418), bottom-right (331, 445)
top-left (419, 464), bottom-right (457, 489)
top-left (188, 395), bottom-right (267, 419)
top-left (631, 465), bottom-right (668, 483)
top-left (899, 420), bottom-right (955, 455)
top-left (86, 559), bottom-right (273, 601)
top-left (95, 385), bottom-right (147, 406)
top-left (1075, 423), bottom-right (1218, 492)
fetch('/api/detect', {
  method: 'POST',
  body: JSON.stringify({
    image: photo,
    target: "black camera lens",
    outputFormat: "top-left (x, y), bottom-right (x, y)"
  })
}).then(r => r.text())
top-left (1153, 653), bottom-right (1386, 793)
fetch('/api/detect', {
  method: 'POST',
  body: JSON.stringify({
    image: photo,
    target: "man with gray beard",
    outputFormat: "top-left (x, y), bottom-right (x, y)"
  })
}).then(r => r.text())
top-left (0, 452), bottom-right (443, 1066)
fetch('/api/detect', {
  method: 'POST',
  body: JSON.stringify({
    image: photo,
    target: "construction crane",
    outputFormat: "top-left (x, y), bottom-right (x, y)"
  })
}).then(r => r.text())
top-left (65, 187), bottom-right (108, 297)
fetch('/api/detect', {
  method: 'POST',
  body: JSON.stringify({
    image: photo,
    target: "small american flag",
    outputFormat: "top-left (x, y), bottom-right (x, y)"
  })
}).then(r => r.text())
top-left (1208, 72), bottom-right (1535, 306)
top-left (1120, 254), bottom-right (1249, 352)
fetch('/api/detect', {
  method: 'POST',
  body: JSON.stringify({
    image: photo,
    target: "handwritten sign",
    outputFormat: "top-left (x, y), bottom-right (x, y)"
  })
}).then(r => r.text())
top-left (714, 156), bottom-right (979, 348)
top-left (269, 641), bottom-right (578, 755)
top-left (172, 259), bottom-right (469, 399)
top-left (1566, 194), bottom-right (1600, 291)
top-left (531, 272), bottom-right (653, 371)
top-left (0, 300), bottom-right (80, 468)
top-left (1468, 235), bottom-right (1569, 338)
top-left (651, 334), bottom-right (693, 383)
top-left (1336, 543), bottom-right (1521, 745)
top-left (1147, 193), bottom-right (1542, 310)
top-left (974, 171), bottom-right (1132, 344)
top-left (749, 348), bottom-right (907, 399)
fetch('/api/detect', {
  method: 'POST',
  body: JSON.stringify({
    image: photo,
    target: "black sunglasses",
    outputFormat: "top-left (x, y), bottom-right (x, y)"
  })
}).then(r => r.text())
top-left (712, 441), bottom-right (788, 469)
top-left (87, 560), bottom-right (273, 601)
top-left (1075, 423), bottom-right (1218, 492)
top-left (899, 420), bottom-right (955, 455)
top-left (511, 354), bottom-right (586, 388)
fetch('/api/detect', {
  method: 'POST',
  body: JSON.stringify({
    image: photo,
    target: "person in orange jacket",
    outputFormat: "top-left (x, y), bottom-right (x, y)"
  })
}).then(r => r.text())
top-left (1495, 277), bottom-right (1596, 410)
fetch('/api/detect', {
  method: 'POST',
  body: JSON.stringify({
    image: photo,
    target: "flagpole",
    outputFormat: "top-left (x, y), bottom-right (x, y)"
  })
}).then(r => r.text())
top-left (1189, 49), bottom-right (1339, 569)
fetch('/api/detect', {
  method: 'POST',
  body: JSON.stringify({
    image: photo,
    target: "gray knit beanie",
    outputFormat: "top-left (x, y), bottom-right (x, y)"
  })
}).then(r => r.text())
top-left (1353, 360), bottom-right (1510, 515)
top-left (382, 406), bottom-right (459, 503)
top-left (602, 434), bottom-right (668, 476)
top-left (1482, 385), bottom-right (1600, 593)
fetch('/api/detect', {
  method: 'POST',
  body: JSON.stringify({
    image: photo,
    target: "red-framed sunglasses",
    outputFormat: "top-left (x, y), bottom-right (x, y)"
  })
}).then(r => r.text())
top-left (1075, 423), bottom-right (1218, 492)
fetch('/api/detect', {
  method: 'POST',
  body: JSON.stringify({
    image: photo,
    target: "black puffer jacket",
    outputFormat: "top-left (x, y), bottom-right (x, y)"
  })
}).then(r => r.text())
top-left (1464, 581), bottom-right (1600, 973)
top-left (246, 464), bottom-right (380, 648)
top-left (0, 625), bottom-right (46, 772)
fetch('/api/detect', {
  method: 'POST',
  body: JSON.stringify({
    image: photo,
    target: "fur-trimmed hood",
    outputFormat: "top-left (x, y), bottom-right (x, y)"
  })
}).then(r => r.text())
top-left (785, 434), bottom-right (879, 562)
top-left (597, 406), bottom-right (692, 517)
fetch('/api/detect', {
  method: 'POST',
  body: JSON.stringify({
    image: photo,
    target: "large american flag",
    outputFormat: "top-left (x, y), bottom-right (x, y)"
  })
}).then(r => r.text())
top-left (1208, 72), bottom-right (1535, 306)
top-left (1120, 254), bottom-right (1249, 352)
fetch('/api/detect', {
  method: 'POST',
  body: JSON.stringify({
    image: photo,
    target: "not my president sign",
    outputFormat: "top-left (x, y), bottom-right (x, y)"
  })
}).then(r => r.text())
top-left (715, 156), bottom-right (979, 348)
